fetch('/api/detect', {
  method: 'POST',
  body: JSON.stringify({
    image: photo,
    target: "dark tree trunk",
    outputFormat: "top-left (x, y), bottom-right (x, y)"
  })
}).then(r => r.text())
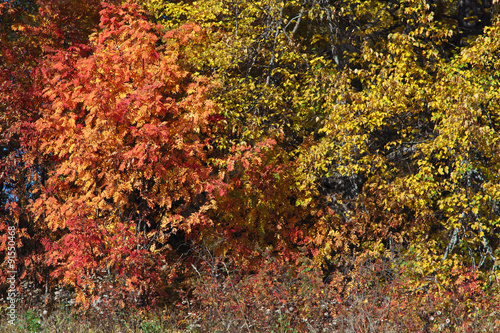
top-left (458, 0), bottom-right (492, 40)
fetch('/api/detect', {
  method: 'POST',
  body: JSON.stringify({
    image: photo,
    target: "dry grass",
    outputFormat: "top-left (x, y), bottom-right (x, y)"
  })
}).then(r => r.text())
top-left (1, 296), bottom-right (500, 333)
top-left (0, 306), bottom-right (183, 333)
top-left (2, 252), bottom-right (500, 332)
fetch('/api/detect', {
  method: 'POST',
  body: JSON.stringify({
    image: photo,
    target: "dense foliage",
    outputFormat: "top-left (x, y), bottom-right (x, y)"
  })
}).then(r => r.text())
top-left (2, 0), bottom-right (500, 330)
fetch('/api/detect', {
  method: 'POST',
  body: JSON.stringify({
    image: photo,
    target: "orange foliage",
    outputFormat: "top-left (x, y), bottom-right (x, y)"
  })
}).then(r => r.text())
top-left (30, 1), bottom-right (220, 306)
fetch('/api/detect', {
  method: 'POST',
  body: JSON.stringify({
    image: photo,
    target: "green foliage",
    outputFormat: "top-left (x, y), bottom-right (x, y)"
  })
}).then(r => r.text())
top-left (24, 310), bottom-right (43, 333)
top-left (140, 320), bottom-right (163, 333)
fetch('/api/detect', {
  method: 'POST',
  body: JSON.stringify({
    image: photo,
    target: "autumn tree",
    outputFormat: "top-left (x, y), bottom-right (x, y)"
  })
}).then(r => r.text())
top-left (3, 0), bottom-right (500, 315)
top-left (7, 1), bottom-right (225, 307)
top-left (0, 0), bottom-right (123, 292)
top-left (298, 0), bottom-right (500, 295)
top-left (143, 0), bottom-right (500, 301)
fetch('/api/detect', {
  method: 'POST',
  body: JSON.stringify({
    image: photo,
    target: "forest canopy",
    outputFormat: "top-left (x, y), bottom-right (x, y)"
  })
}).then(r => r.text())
top-left (2, 0), bottom-right (500, 330)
